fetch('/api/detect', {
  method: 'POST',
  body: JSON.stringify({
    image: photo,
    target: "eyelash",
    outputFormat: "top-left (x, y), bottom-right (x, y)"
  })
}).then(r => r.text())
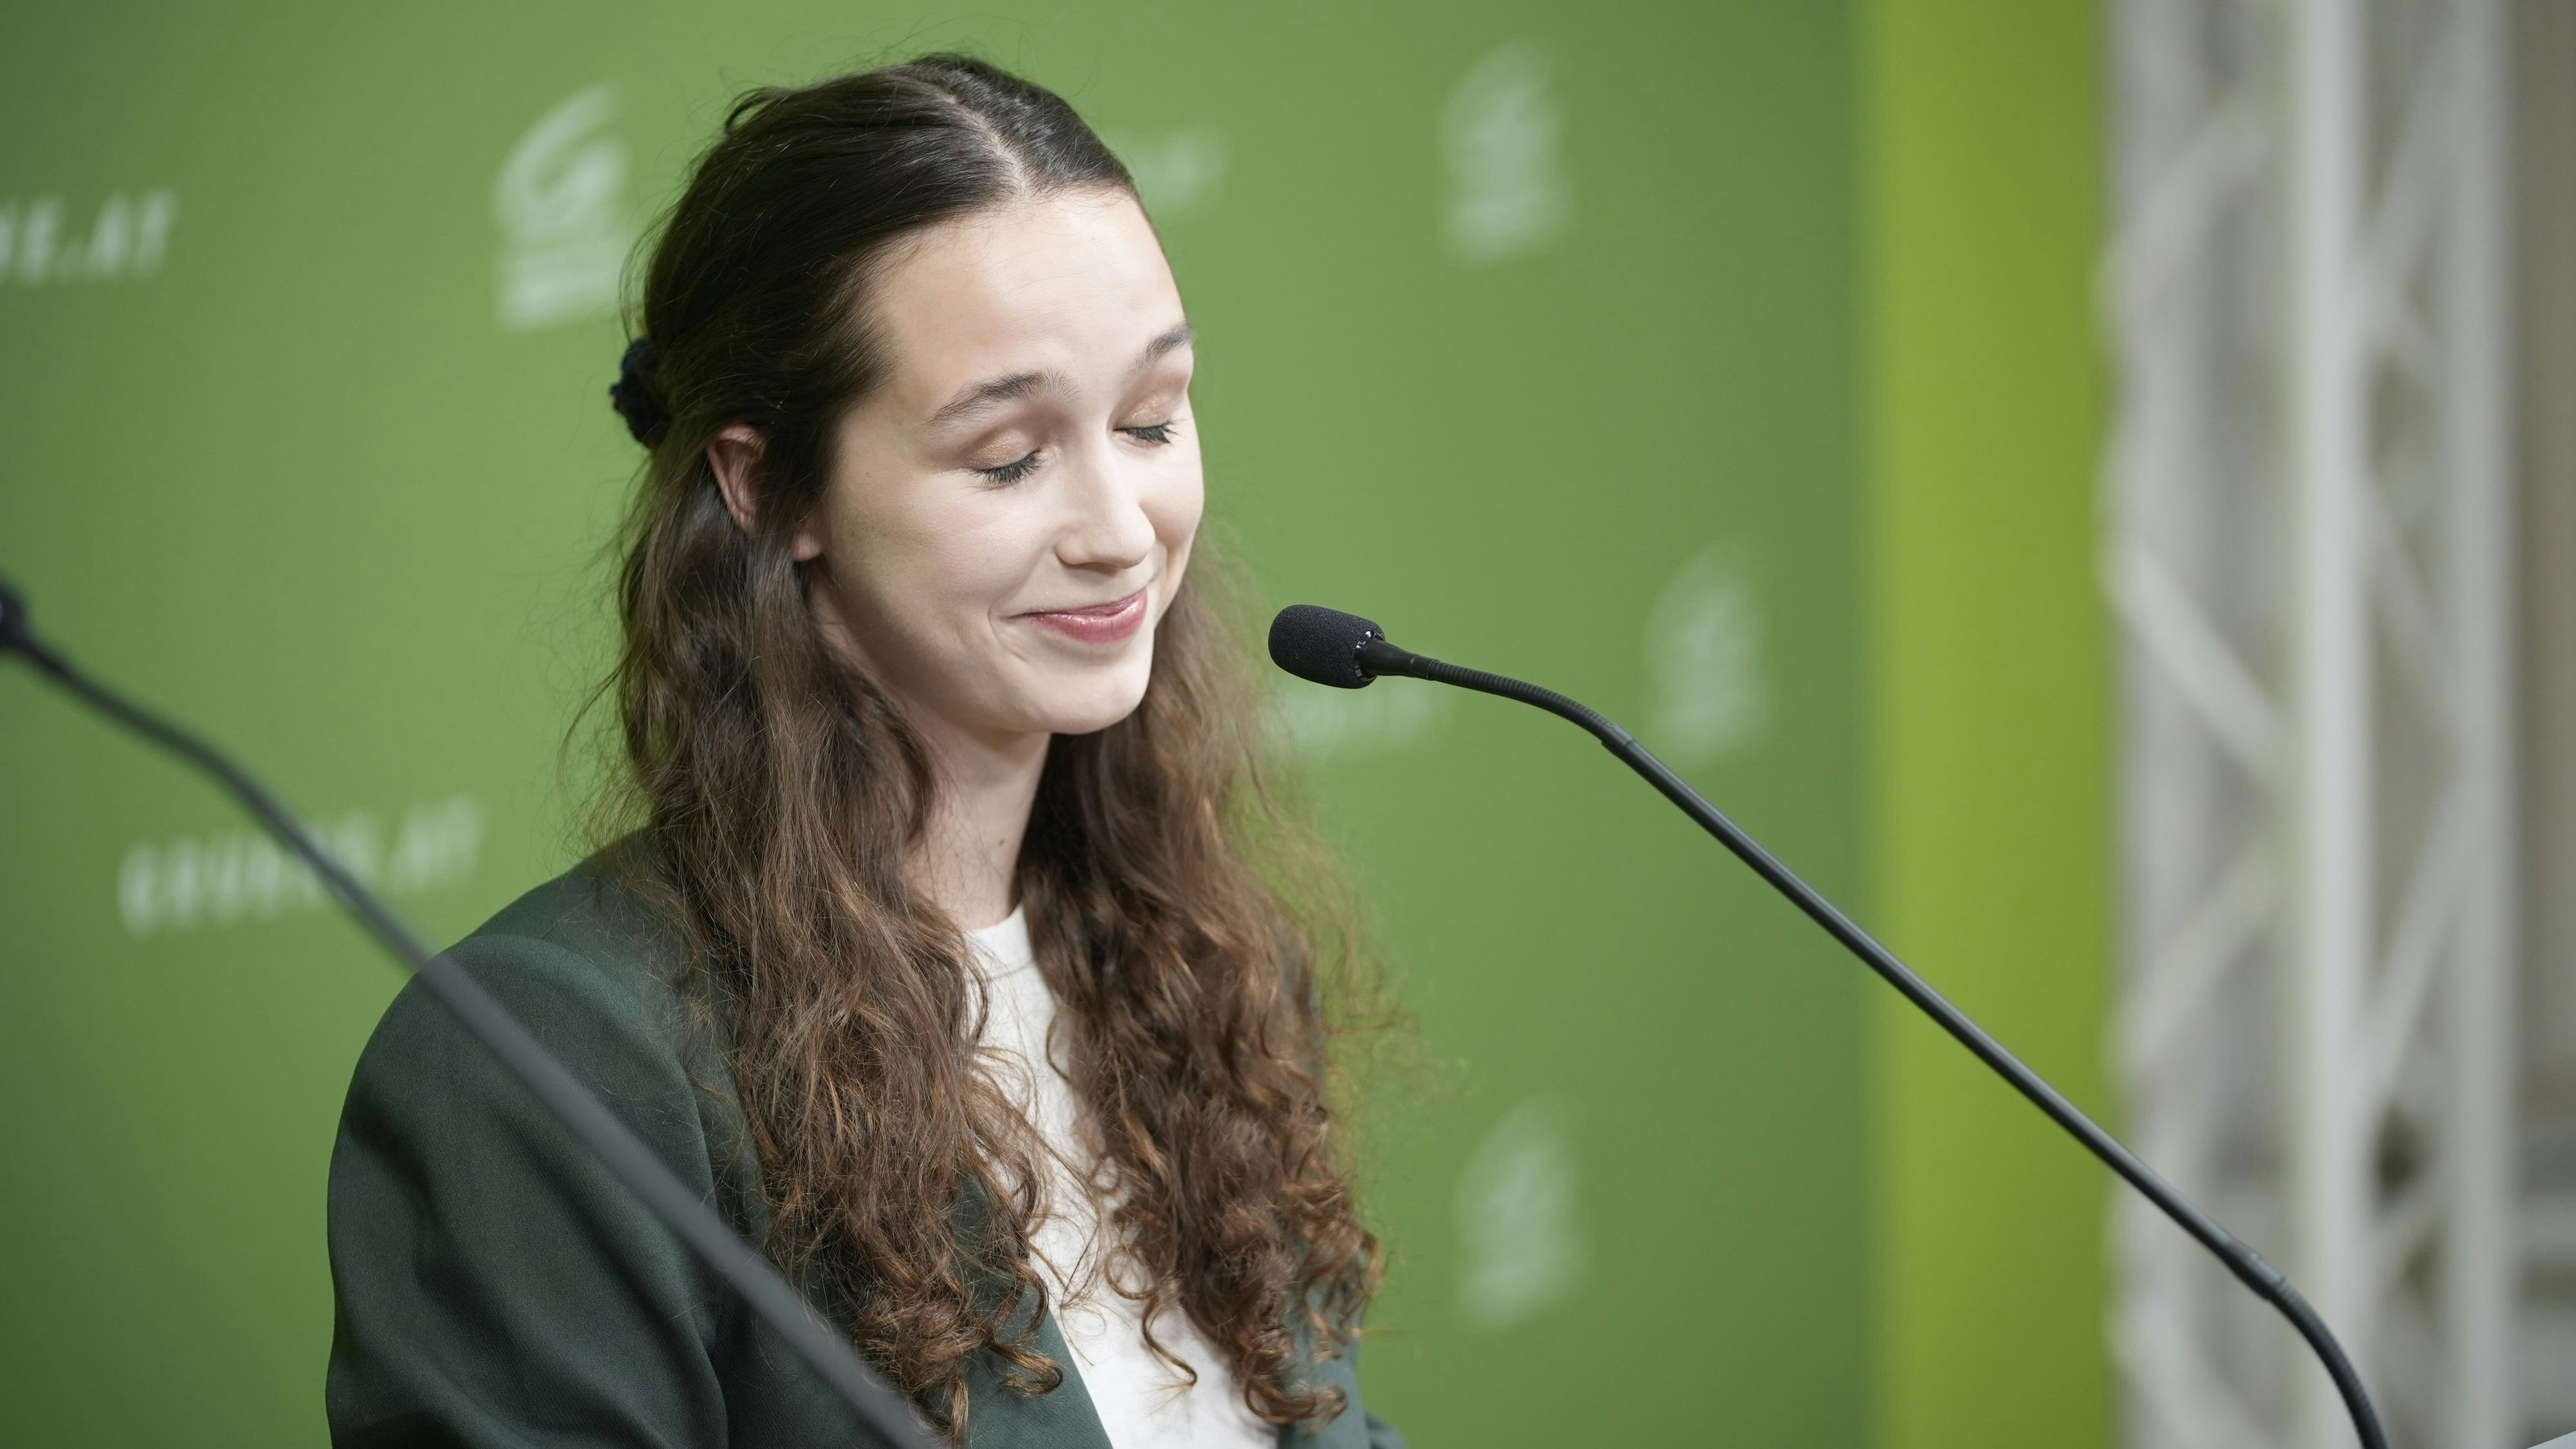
top-left (972, 423), bottom-right (1177, 485)
top-left (977, 452), bottom-right (1044, 485)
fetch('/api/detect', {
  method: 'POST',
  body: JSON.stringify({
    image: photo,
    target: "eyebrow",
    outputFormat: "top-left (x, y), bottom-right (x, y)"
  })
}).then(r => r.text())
top-left (1139, 321), bottom-right (1194, 364)
top-left (926, 321), bottom-right (1195, 428)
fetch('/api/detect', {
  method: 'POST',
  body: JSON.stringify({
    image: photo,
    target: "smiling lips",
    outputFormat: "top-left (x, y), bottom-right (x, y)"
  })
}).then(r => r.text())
top-left (1022, 587), bottom-right (1148, 644)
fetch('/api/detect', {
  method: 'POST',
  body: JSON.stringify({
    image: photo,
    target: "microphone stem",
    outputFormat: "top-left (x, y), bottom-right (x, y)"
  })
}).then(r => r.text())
top-left (1370, 642), bottom-right (2389, 1449)
top-left (2, 629), bottom-right (936, 1449)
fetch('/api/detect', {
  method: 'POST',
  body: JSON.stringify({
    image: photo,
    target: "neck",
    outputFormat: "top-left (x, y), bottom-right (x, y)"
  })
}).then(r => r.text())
top-left (910, 714), bottom-right (1049, 932)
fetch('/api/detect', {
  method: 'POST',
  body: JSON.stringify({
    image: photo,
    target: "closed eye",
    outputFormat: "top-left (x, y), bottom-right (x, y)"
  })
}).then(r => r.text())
top-left (1122, 422), bottom-right (1177, 445)
top-left (975, 450), bottom-right (1043, 485)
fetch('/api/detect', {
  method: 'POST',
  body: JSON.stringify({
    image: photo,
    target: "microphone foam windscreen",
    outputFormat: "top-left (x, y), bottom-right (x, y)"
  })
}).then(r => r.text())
top-left (1268, 605), bottom-right (1383, 689)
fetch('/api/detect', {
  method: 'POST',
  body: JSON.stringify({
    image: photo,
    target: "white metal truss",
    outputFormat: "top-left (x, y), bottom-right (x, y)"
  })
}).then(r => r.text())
top-left (2106, 1), bottom-right (2518, 1446)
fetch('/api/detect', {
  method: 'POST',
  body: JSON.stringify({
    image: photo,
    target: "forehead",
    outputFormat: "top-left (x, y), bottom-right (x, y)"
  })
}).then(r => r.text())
top-left (863, 190), bottom-right (1184, 403)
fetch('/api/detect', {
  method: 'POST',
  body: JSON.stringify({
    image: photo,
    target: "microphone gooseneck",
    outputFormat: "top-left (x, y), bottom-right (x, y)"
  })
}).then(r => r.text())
top-left (0, 573), bottom-right (938, 1449)
top-left (1269, 603), bottom-right (2390, 1449)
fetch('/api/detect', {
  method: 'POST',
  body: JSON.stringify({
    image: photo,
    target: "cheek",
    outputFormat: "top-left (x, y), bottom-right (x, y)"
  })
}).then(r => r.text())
top-left (1150, 457), bottom-right (1207, 575)
top-left (831, 490), bottom-right (1031, 649)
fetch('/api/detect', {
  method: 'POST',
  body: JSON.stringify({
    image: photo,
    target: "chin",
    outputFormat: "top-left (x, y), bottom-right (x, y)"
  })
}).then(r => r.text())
top-left (1037, 661), bottom-right (1155, 736)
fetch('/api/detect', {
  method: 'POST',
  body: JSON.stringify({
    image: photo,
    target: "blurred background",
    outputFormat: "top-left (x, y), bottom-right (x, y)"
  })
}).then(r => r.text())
top-left (0, 1), bottom-right (2564, 1445)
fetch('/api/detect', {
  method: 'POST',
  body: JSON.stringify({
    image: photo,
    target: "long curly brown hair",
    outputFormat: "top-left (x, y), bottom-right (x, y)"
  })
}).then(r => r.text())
top-left (591, 55), bottom-right (1384, 1439)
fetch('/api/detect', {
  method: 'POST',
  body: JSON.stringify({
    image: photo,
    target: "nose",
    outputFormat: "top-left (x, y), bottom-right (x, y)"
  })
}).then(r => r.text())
top-left (1054, 447), bottom-right (1159, 576)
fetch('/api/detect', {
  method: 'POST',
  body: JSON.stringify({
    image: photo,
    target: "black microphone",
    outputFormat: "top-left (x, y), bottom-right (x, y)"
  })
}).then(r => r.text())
top-left (1268, 602), bottom-right (2390, 1449)
top-left (0, 573), bottom-right (936, 1449)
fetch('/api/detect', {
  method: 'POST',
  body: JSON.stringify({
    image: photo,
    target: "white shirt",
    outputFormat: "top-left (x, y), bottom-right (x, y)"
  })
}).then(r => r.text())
top-left (962, 908), bottom-right (1274, 1449)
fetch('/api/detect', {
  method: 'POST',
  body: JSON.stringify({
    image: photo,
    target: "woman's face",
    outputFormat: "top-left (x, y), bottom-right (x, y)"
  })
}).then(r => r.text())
top-left (798, 188), bottom-right (1200, 750)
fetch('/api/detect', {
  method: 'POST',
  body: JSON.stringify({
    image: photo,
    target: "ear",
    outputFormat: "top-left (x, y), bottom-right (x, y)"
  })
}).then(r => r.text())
top-left (705, 425), bottom-right (767, 537)
top-left (706, 425), bottom-right (826, 562)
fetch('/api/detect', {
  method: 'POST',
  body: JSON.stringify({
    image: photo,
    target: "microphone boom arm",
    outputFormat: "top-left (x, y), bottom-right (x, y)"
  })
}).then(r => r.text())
top-left (0, 579), bottom-right (937, 1449)
top-left (1349, 631), bottom-right (2389, 1449)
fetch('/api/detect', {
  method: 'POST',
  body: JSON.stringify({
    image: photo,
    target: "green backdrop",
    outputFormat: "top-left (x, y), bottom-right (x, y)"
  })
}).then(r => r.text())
top-left (0, 2), bottom-right (2108, 1444)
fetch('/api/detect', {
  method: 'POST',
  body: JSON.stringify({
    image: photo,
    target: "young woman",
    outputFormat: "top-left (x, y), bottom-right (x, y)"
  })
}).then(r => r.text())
top-left (325, 57), bottom-right (1396, 1449)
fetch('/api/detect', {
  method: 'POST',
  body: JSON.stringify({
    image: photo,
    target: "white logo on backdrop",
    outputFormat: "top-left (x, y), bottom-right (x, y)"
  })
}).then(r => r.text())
top-left (1276, 681), bottom-right (1452, 760)
top-left (1457, 1094), bottom-right (1584, 1330)
top-left (117, 795), bottom-right (484, 939)
top-left (1646, 542), bottom-right (1770, 764)
top-left (1106, 127), bottom-right (1229, 216)
top-left (494, 84), bottom-right (631, 331)
top-left (0, 191), bottom-right (179, 287)
top-left (1441, 42), bottom-right (1570, 264)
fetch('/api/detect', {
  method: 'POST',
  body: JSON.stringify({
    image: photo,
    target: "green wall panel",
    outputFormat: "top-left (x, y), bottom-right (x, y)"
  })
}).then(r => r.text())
top-left (1, 3), bottom-right (1870, 1444)
top-left (1864, 2), bottom-right (2114, 1446)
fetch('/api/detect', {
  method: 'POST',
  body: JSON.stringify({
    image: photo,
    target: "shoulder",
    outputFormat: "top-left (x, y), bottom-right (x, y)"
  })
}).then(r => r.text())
top-left (456, 840), bottom-right (692, 1005)
top-left (365, 845), bottom-right (700, 1071)
top-left (326, 847), bottom-right (775, 1445)
top-left (342, 843), bottom-right (741, 1180)
top-left (334, 839), bottom-right (757, 1240)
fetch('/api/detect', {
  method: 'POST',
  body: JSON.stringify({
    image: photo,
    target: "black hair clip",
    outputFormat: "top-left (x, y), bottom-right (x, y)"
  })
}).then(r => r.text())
top-left (609, 336), bottom-right (670, 447)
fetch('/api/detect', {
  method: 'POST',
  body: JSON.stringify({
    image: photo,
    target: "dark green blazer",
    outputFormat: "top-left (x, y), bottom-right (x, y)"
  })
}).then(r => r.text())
top-left (326, 857), bottom-right (1400, 1449)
